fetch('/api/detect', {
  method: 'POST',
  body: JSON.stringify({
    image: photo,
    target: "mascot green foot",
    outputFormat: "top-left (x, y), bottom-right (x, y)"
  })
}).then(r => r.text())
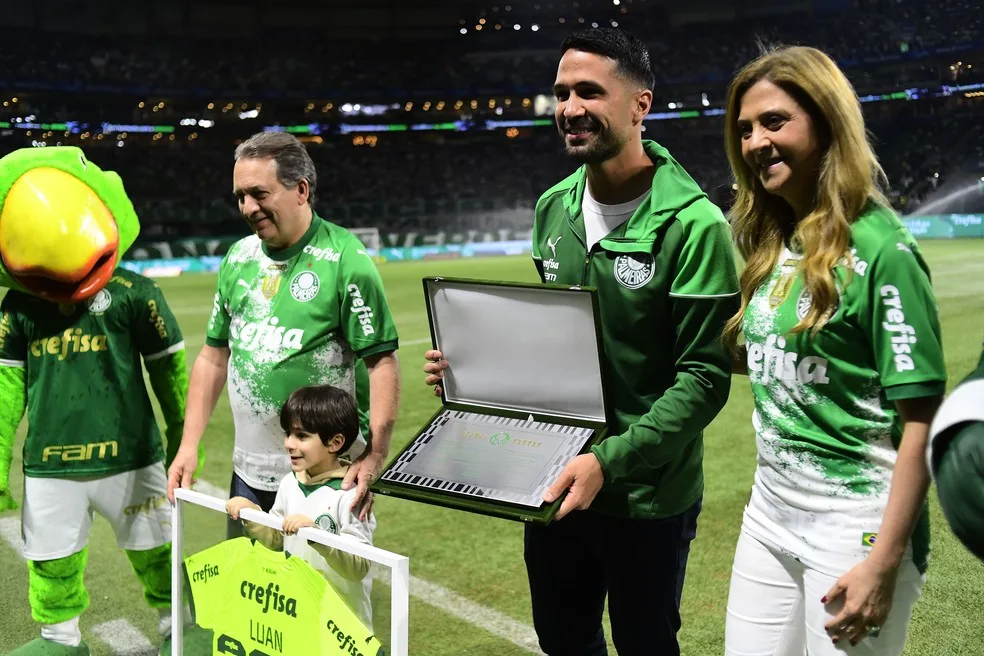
top-left (158, 624), bottom-right (214, 656)
top-left (17, 553), bottom-right (90, 656)
top-left (7, 637), bottom-right (90, 655)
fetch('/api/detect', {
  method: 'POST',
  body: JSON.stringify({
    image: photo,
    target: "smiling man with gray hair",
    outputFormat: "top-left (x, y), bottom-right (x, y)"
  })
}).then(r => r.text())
top-left (167, 131), bottom-right (400, 530)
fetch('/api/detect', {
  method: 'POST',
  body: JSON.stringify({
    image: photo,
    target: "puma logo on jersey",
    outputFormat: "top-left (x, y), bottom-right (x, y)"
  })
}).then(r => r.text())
top-left (747, 334), bottom-right (830, 385)
top-left (547, 235), bottom-right (562, 257)
top-left (230, 316), bottom-right (305, 352)
top-left (880, 285), bottom-right (918, 372)
top-left (347, 284), bottom-right (376, 336)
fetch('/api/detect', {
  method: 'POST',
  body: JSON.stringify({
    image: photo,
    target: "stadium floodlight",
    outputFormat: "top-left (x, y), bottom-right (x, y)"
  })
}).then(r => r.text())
top-left (171, 487), bottom-right (409, 656)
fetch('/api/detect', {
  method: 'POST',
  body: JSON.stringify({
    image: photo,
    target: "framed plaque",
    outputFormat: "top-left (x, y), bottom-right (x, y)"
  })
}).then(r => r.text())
top-left (372, 277), bottom-right (610, 524)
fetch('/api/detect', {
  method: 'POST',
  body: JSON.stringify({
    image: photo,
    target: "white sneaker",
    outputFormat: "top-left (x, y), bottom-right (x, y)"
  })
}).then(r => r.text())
top-left (40, 617), bottom-right (83, 647)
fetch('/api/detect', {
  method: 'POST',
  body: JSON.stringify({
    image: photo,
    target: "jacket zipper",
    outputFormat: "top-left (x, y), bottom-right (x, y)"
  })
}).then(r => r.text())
top-left (569, 207), bottom-right (591, 285)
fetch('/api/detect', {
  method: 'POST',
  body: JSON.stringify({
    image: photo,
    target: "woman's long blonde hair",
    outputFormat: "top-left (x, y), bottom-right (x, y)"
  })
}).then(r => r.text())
top-left (721, 45), bottom-right (889, 353)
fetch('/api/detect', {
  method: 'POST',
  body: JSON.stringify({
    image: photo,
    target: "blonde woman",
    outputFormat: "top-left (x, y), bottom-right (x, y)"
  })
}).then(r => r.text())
top-left (721, 46), bottom-right (947, 655)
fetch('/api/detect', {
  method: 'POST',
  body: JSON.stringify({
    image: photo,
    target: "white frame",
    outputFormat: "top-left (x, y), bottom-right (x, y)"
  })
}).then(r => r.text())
top-left (171, 488), bottom-right (410, 655)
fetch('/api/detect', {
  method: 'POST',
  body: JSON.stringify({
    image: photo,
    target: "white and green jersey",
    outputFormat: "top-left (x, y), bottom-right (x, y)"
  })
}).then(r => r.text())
top-left (256, 470), bottom-right (376, 629)
top-left (207, 215), bottom-right (399, 490)
top-left (741, 202), bottom-right (946, 575)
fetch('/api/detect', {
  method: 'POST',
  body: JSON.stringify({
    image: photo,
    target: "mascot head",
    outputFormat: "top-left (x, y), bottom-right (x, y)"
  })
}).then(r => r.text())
top-left (0, 146), bottom-right (140, 302)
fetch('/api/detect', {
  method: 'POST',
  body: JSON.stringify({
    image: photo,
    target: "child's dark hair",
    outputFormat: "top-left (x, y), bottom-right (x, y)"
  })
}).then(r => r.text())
top-left (279, 385), bottom-right (359, 453)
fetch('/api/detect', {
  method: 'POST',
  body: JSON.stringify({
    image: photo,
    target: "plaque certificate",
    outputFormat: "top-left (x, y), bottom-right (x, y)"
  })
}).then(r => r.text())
top-left (373, 278), bottom-right (610, 524)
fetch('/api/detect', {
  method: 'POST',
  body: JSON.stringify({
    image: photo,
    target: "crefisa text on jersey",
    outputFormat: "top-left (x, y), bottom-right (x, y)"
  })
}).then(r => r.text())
top-left (241, 579), bottom-right (298, 654)
top-left (326, 619), bottom-right (374, 656)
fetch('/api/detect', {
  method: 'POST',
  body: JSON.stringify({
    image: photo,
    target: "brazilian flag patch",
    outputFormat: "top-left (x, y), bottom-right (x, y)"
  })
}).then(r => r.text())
top-left (862, 532), bottom-right (878, 547)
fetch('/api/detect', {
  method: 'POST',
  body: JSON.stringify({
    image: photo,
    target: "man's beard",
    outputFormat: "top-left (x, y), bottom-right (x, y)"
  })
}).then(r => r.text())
top-left (558, 117), bottom-right (623, 164)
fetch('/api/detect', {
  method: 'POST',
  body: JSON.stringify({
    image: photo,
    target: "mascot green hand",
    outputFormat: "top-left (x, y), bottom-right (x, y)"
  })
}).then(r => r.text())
top-left (0, 147), bottom-right (206, 655)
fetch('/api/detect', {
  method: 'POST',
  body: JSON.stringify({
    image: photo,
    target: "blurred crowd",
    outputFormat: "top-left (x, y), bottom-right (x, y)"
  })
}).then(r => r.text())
top-left (35, 102), bottom-right (973, 240)
top-left (0, 0), bottom-right (981, 238)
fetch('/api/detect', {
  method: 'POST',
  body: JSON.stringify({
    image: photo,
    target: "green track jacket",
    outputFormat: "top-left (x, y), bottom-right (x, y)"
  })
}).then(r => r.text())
top-left (532, 140), bottom-right (740, 519)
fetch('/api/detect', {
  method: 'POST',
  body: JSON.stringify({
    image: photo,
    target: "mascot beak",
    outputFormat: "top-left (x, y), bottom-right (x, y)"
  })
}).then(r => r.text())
top-left (0, 167), bottom-right (119, 302)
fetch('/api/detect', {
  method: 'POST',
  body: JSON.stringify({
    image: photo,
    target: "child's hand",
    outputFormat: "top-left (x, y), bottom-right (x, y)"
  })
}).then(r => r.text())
top-left (226, 497), bottom-right (260, 520)
top-left (282, 514), bottom-right (314, 535)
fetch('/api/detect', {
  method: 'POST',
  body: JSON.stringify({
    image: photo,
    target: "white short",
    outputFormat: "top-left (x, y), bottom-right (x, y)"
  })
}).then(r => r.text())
top-left (725, 527), bottom-right (924, 656)
top-left (22, 463), bottom-right (171, 561)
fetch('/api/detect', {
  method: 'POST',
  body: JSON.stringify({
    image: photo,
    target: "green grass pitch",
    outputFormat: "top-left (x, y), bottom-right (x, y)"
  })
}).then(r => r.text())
top-left (1, 240), bottom-right (982, 655)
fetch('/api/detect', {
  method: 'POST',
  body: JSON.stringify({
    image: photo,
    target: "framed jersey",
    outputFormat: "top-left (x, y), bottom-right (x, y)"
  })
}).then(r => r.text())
top-left (373, 277), bottom-right (611, 524)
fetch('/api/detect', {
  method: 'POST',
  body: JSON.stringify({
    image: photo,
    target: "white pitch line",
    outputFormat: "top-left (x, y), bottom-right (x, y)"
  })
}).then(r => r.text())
top-left (189, 478), bottom-right (544, 654)
top-left (371, 567), bottom-right (544, 655)
top-left (191, 478), bottom-right (229, 500)
top-left (0, 515), bottom-right (24, 557)
top-left (91, 619), bottom-right (158, 656)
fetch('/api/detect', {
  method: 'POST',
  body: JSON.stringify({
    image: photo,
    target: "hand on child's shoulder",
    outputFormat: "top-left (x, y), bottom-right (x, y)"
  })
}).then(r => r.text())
top-left (341, 486), bottom-right (377, 526)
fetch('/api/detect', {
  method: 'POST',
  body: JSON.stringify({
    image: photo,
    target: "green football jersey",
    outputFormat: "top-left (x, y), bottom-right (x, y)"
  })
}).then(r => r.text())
top-left (0, 268), bottom-right (184, 477)
top-left (741, 203), bottom-right (946, 573)
top-left (206, 215), bottom-right (399, 490)
top-left (184, 537), bottom-right (382, 656)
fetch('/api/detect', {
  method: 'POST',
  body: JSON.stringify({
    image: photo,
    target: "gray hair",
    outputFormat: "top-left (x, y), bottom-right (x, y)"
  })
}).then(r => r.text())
top-left (234, 131), bottom-right (318, 206)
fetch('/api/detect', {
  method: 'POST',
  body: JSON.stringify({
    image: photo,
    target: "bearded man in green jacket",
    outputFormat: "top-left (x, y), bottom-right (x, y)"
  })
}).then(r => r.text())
top-left (425, 28), bottom-right (739, 656)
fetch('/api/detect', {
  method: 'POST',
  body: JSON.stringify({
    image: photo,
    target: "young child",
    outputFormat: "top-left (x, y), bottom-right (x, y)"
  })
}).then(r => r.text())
top-left (226, 384), bottom-right (377, 628)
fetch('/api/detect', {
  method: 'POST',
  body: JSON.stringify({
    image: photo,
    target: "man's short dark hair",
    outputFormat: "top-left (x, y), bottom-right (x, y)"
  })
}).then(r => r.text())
top-left (561, 28), bottom-right (655, 91)
top-left (280, 385), bottom-right (359, 453)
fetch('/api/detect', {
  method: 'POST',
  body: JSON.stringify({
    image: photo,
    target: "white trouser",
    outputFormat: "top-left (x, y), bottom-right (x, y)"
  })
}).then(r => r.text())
top-left (725, 527), bottom-right (924, 656)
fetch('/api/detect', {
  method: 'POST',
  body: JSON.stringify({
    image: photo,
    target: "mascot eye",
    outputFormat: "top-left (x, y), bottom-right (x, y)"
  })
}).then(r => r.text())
top-left (78, 153), bottom-right (87, 171)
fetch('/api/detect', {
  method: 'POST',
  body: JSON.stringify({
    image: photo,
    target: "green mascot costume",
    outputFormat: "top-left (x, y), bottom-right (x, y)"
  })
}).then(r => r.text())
top-left (0, 146), bottom-right (205, 654)
top-left (929, 343), bottom-right (984, 562)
